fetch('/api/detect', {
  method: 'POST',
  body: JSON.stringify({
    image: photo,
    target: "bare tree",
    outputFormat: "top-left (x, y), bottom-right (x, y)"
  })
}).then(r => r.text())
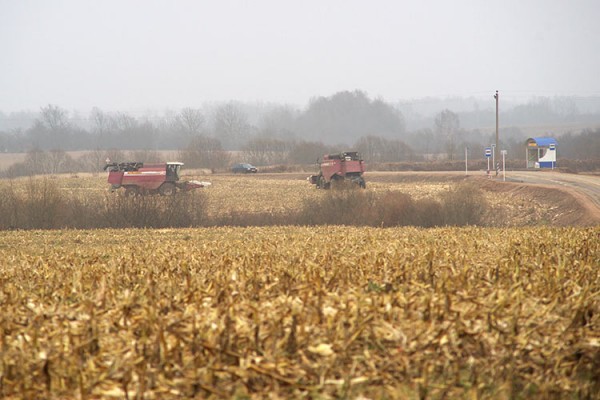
top-left (355, 135), bottom-right (385, 163)
top-left (243, 137), bottom-right (289, 165)
top-left (23, 148), bottom-right (51, 175)
top-left (355, 135), bottom-right (414, 163)
top-left (47, 149), bottom-right (72, 174)
top-left (113, 112), bottom-right (137, 132)
top-left (435, 109), bottom-right (460, 160)
top-left (40, 104), bottom-right (69, 131)
top-left (179, 135), bottom-right (230, 170)
top-left (104, 148), bottom-right (126, 164)
top-left (213, 103), bottom-right (250, 149)
top-left (80, 148), bottom-right (107, 175)
top-left (90, 107), bottom-right (113, 135)
top-left (27, 105), bottom-right (73, 149)
top-left (174, 108), bottom-right (205, 136)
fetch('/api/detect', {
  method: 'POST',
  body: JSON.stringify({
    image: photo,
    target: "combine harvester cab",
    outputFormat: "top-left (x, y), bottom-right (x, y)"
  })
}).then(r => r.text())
top-left (309, 151), bottom-right (366, 189)
top-left (104, 161), bottom-right (210, 196)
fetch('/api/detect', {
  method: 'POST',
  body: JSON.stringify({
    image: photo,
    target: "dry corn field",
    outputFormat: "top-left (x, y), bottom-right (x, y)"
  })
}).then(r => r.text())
top-left (1, 226), bottom-right (598, 399)
top-left (5, 172), bottom-right (573, 226)
top-left (184, 172), bottom-right (567, 225)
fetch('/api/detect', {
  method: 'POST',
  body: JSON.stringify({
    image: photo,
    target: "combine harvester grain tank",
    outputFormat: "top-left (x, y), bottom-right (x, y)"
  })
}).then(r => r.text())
top-left (104, 161), bottom-right (210, 196)
top-left (308, 151), bottom-right (366, 189)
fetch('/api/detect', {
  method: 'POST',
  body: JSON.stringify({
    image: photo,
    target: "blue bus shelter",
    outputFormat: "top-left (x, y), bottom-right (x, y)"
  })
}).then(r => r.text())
top-left (526, 137), bottom-right (557, 169)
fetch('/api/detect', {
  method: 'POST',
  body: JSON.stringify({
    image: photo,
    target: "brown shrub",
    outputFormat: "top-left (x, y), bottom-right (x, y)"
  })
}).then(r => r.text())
top-left (295, 188), bottom-right (425, 227)
top-left (295, 188), bottom-right (379, 226)
top-left (374, 191), bottom-right (416, 227)
top-left (0, 178), bottom-right (71, 229)
top-left (0, 181), bottom-right (21, 229)
top-left (98, 191), bottom-right (209, 228)
top-left (413, 198), bottom-right (444, 228)
top-left (294, 184), bottom-right (487, 228)
top-left (0, 179), bottom-right (209, 230)
top-left (439, 182), bottom-right (487, 226)
top-left (0, 179), bottom-right (488, 230)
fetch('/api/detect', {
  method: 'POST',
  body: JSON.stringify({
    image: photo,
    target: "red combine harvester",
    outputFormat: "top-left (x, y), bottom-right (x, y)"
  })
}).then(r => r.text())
top-left (104, 161), bottom-right (210, 196)
top-left (308, 151), bottom-right (366, 189)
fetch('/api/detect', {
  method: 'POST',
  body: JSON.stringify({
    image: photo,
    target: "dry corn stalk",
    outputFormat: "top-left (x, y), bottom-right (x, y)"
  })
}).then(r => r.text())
top-left (0, 226), bottom-right (598, 398)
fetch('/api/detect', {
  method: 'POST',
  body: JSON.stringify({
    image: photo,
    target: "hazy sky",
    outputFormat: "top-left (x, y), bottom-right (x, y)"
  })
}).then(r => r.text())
top-left (1, 0), bottom-right (600, 111)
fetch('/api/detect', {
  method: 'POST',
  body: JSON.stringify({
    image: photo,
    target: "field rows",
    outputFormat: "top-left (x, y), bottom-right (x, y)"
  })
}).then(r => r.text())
top-left (1, 226), bottom-right (598, 398)
top-left (3, 172), bottom-right (564, 226)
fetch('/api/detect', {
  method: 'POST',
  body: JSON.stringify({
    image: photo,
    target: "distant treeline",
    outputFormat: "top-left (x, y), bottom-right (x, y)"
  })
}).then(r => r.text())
top-left (1, 91), bottom-right (599, 174)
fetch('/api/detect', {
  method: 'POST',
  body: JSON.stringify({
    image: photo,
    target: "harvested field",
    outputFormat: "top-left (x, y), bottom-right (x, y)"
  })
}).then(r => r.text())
top-left (0, 227), bottom-right (598, 399)
top-left (1, 171), bottom-right (587, 227)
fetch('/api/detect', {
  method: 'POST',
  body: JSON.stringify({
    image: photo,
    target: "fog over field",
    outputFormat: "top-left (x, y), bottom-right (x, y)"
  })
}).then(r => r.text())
top-left (1, 0), bottom-right (600, 167)
top-left (1, 0), bottom-right (600, 111)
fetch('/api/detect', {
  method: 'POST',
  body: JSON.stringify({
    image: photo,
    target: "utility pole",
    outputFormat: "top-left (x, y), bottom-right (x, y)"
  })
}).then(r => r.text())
top-left (494, 90), bottom-right (499, 171)
top-left (491, 144), bottom-right (496, 176)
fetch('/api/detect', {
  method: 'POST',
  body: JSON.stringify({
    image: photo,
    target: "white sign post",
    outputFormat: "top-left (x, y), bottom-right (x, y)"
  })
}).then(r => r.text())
top-left (485, 147), bottom-right (492, 177)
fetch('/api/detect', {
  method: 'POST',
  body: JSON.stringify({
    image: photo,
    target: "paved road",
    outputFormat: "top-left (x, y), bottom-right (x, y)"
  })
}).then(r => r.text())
top-left (506, 171), bottom-right (600, 210)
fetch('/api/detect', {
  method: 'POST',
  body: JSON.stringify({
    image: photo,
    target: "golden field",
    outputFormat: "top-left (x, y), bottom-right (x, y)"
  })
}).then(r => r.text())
top-left (2, 171), bottom-right (569, 227)
top-left (0, 226), bottom-right (598, 399)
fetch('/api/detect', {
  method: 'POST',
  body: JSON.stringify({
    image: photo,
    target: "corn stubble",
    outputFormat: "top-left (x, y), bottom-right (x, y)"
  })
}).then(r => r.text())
top-left (0, 227), bottom-right (598, 399)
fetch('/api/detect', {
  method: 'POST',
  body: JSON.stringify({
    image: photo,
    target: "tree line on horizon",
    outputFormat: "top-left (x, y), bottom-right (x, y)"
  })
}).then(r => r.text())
top-left (0, 91), bottom-right (599, 175)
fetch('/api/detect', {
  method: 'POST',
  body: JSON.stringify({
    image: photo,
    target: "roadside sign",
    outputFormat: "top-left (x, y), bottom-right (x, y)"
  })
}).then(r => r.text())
top-left (485, 147), bottom-right (492, 158)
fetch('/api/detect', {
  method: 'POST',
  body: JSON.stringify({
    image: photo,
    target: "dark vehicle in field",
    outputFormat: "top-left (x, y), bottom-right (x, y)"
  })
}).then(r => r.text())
top-left (232, 163), bottom-right (258, 173)
top-left (308, 151), bottom-right (366, 189)
top-left (104, 161), bottom-right (210, 196)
